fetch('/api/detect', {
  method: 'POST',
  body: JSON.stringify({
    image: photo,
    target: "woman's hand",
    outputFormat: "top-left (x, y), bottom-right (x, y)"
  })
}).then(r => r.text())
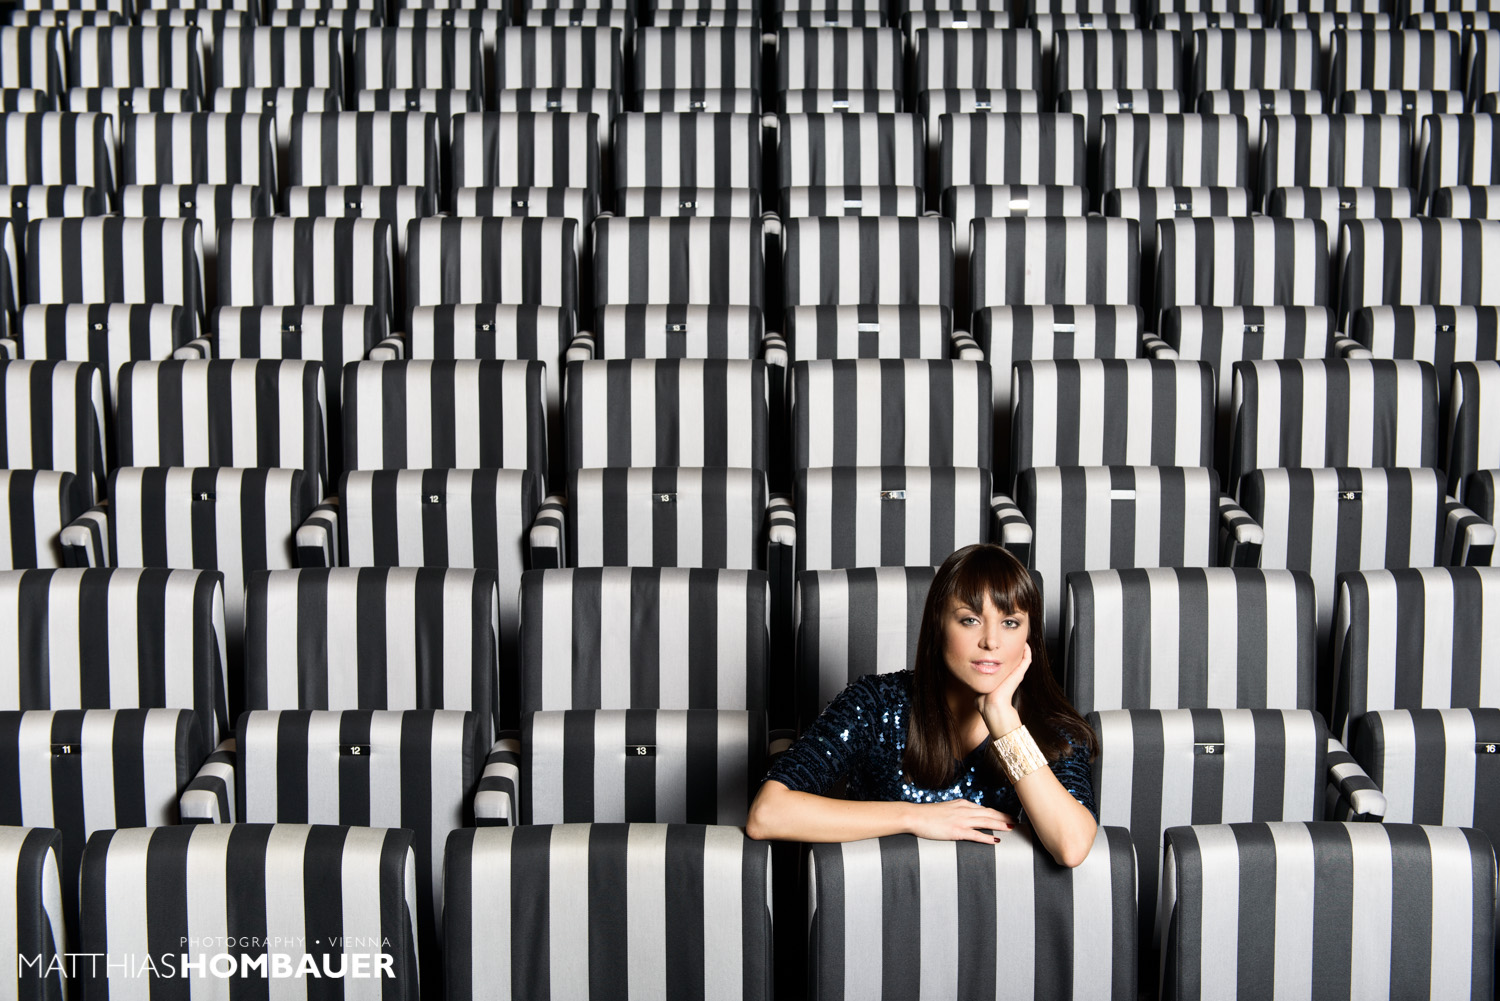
top-left (906, 800), bottom-right (1018, 843)
top-left (976, 641), bottom-right (1031, 737)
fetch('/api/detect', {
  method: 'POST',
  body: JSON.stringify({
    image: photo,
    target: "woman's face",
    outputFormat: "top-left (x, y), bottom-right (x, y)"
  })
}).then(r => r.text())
top-left (941, 594), bottom-right (1031, 697)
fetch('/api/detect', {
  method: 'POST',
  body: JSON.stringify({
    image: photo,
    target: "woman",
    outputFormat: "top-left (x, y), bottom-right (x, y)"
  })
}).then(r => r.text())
top-left (746, 543), bottom-right (1099, 867)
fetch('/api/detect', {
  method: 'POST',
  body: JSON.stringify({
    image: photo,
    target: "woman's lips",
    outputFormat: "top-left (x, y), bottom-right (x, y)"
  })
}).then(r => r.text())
top-left (971, 660), bottom-right (1001, 674)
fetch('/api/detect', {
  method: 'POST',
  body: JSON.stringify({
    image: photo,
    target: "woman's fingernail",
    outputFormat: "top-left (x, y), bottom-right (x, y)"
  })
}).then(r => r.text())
top-left (993, 836), bottom-right (1001, 843)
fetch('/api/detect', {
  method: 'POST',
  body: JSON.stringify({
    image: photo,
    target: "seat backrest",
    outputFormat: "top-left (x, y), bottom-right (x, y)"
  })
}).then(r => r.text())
top-left (1331, 566), bottom-right (1500, 743)
top-left (1446, 360), bottom-right (1500, 503)
top-left (67, 26), bottom-right (205, 94)
top-left (444, 824), bottom-right (772, 1001)
top-left (494, 26), bottom-right (624, 91)
top-left (1065, 567), bottom-right (1317, 713)
top-left (783, 217), bottom-right (954, 309)
top-left (0, 470), bottom-right (77, 569)
top-left (1258, 114), bottom-right (1411, 197)
top-left (915, 27), bottom-right (1043, 90)
top-left (1159, 821), bottom-right (1494, 1001)
top-left (450, 111), bottom-right (600, 191)
top-left (285, 112), bottom-right (440, 192)
top-left (215, 217), bottom-right (395, 322)
top-left (351, 26), bottom-right (484, 91)
top-left (776, 27), bottom-right (903, 92)
top-left (1100, 113), bottom-right (1249, 191)
top-left (616, 111), bottom-right (761, 191)
top-left (791, 359), bottom-right (991, 471)
top-left (593, 216), bottom-right (764, 308)
top-left (971, 217), bottom-right (1140, 309)
top-left (1155, 217), bottom-right (1330, 311)
top-left (1348, 306), bottom-right (1499, 413)
top-left (517, 566), bottom-right (770, 713)
top-left (566, 359), bottom-right (769, 472)
top-left (938, 112), bottom-right (1087, 189)
top-left (807, 828), bottom-right (1138, 1001)
top-left (776, 112), bottom-right (922, 190)
top-left (522, 708), bottom-right (766, 824)
top-left (79, 823), bottom-right (420, 1001)
top-left (116, 359), bottom-right (330, 490)
top-left (632, 26), bottom-right (761, 91)
top-left (794, 465), bottom-right (992, 573)
top-left (1054, 28), bottom-right (1183, 89)
top-left (1192, 27), bottom-right (1322, 91)
top-left (405, 216), bottom-right (579, 311)
top-left (243, 566), bottom-right (501, 737)
top-left (1354, 708), bottom-right (1500, 844)
top-left (785, 304), bottom-right (950, 361)
top-left (0, 359), bottom-right (106, 508)
top-left (119, 112), bottom-right (276, 187)
top-left (0, 27), bottom-right (66, 92)
top-left (26, 217), bottom-right (205, 318)
top-left (0, 826), bottom-right (64, 1001)
top-left (211, 27), bottom-right (344, 90)
top-left (1329, 28), bottom-right (1465, 94)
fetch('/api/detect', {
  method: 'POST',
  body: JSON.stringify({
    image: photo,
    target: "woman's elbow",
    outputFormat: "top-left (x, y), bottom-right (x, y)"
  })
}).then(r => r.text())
top-left (1048, 821), bottom-right (1099, 869)
top-left (744, 783), bottom-right (783, 841)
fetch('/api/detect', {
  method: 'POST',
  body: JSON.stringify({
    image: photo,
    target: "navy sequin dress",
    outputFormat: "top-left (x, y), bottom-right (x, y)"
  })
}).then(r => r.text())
top-left (766, 671), bottom-right (1098, 820)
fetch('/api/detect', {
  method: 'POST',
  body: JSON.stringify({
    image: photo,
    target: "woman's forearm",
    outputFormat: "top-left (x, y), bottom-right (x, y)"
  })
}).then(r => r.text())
top-left (745, 780), bottom-right (916, 843)
top-left (1012, 765), bottom-right (1098, 867)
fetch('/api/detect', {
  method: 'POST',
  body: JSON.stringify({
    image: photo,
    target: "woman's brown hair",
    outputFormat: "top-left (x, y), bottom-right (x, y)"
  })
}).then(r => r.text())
top-left (903, 543), bottom-right (1099, 789)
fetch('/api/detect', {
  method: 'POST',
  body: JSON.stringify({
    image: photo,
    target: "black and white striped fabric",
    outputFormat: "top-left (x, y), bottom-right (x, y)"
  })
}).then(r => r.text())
top-left (1348, 307), bottom-right (1499, 414)
top-left (784, 304), bottom-right (951, 360)
top-left (1330, 566), bottom-right (1500, 744)
top-left (136, 9), bottom-right (249, 50)
top-left (1446, 361), bottom-right (1500, 507)
top-left (13, 303), bottom-right (194, 420)
top-left (1065, 567), bottom-right (1317, 713)
top-left (1103, 187), bottom-right (1252, 298)
top-left (918, 89), bottom-right (1040, 152)
top-left (522, 709), bottom-right (766, 824)
top-left (776, 112), bottom-right (921, 191)
top-left (0, 566), bottom-right (229, 751)
top-left (795, 565), bottom-right (932, 725)
top-left (1019, 465), bottom-right (1226, 652)
top-left (776, 27), bottom-right (903, 93)
top-left (614, 112), bottom-right (760, 191)
top-left (237, 707), bottom-right (480, 988)
top-left (0, 183), bottom-right (106, 236)
top-left (455, 186), bottom-right (600, 228)
top-left (280, 185), bottom-right (435, 267)
top-left (404, 303), bottom-right (573, 362)
top-left (488, 89), bottom-right (617, 154)
top-left (351, 26), bottom-right (483, 90)
top-left (0, 826), bottom-right (63, 1001)
top-left (1352, 708), bottom-right (1500, 839)
top-left (1195, 88), bottom-right (1325, 160)
top-left (1191, 27), bottom-right (1323, 91)
top-left (117, 184), bottom-right (272, 283)
top-left (25, 217), bottom-right (205, 320)
top-left (783, 217), bottom-right (954, 309)
top-left (211, 27), bottom-right (344, 89)
top-left (1, 470), bottom-right (78, 568)
top-left (399, 8), bottom-right (506, 33)
top-left (83, 466), bottom-right (314, 670)
top-left (518, 566), bottom-right (770, 712)
top-left (215, 218), bottom-right (395, 322)
top-left (1416, 114), bottom-right (1500, 208)
top-left (1155, 217), bottom-right (1331, 311)
top-left (1055, 89), bottom-right (1185, 159)
top-left (794, 465), bottom-right (991, 572)
top-left (116, 359), bottom-right (328, 491)
top-left (636, 87), bottom-right (759, 113)
top-left (970, 217), bottom-right (1140, 309)
top-left (406, 217), bottom-right (580, 311)
top-left (1328, 28), bottom-right (1465, 95)
top-left (1227, 358), bottom-right (1437, 490)
top-left (352, 88), bottom-right (483, 135)
top-left (1053, 28), bottom-right (1183, 90)
top-left (567, 466), bottom-right (768, 570)
top-left (0, 707), bottom-right (203, 938)
top-left (445, 824), bottom-right (772, 1001)
top-left (494, 27), bottom-right (624, 91)
top-left (1337, 88), bottom-right (1465, 126)
top-left (593, 217), bottom-right (765, 308)
top-left (0, 27), bottom-right (65, 92)
top-left (943, 184), bottom-right (1089, 277)
top-left (807, 828), bottom-right (1138, 1001)
top-left (1337, 219), bottom-right (1500, 320)
top-left (265, 8), bottom-right (377, 29)
top-left (1244, 467), bottom-right (1494, 657)
top-left (342, 360), bottom-right (548, 477)
top-left (938, 112), bottom-right (1088, 190)
top-left (1264, 186), bottom-right (1417, 255)
top-left (284, 112), bottom-right (441, 192)
top-left (791, 359), bottom-right (990, 470)
top-left (1009, 359), bottom-right (1214, 478)
top-left (1099, 114), bottom-right (1249, 191)
top-left (67, 26), bottom-right (205, 95)
top-left (243, 567), bottom-right (501, 734)
top-left (1430, 185), bottom-right (1500, 217)
top-left (65, 85), bottom-right (194, 121)
top-left (593, 304), bottom-right (762, 359)
top-left (78, 824), bottom-right (421, 1001)
top-left (1257, 114), bottom-right (1412, 199)
top-left (632, 26), bottom-right (760, 91)
top-left (913, 27), bottom-right (1043, 90)
top-left (450, 111), bottom-right (601, 191)
top-left (565, 359), bottom-right (769, 472)
top-left (118, 111), bottom-right (275, 188)
top-left (0, 359), bottom-right (106, 508)
top-left (208, 86), bottom-right (341, 160)
top-left (1158, 822), bottom-right (1494, 1001)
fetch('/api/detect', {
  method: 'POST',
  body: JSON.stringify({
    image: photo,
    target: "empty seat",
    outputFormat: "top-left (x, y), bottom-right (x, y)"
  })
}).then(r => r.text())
top-left (1337, 218), bottom-right (1500, 322)
top-left (1195, 88), bottom-right (1324, 159)
top-left (0, 27), bottom-right (66, 93)
top-left (615, 111), bottom-right (760, 192)
top-left (1429, 185), bottom-right (1500, 217)
top-left (1352, 707), bottom-right (1500, 844)
top-left (1155, 217), bottom-right (1330, 311)
top-left (1098, 113), bottom-right (1249, 191)
top-left (0, 827), bottom-right (63, 1001)
top-left (913, 27), bottom-right (1044, 91)
top-left (1257, 114), bottom-right (1412, 199)
top-left (280, 184), bottom-right (435, 267)
top-left (1445, 361), bottom-right (1500, 512)
top-left (783, 217), bottom-right (954, 309)
top-left (406, 217), bottom-right (580, 311)
top-left (784, 304), bottom-right (953, 360)
top-left (26, 218), bottom-right (205, 321)
top-left (1329, 28), bottom-right (1465, 95)
top-left (776, 112), bottom-right (922, 193)
top-left (1416, 113), bottom-right (1500, 208)
top-left (0, 360), bottom-right (106, 511)
top-left (1191, 27), bottom-right (1322, 92)
top-left (938, 112), bottom-right (1088, 190)
top-left (285, 112), bottom-right (441, 192)
top-left (806, 830), bottom-right (1138, 1001)
top-left (593, 217), bottom-right (764, 309)
top-left (67, 26), bottom-right (205, 95)
top-left (118, 112), bottom-right (277, 188)
top-left (0, 113), bottom-right (116, 194)
top-left (1347, 305), bottom-right (1499, 410)
top-left (632, 26), bottom-right (761, 92)
top-left (494, 27), bottom-right (623, 92)
top-left (1264, 186), bottom-right (1417, 256)
top-left (970, 217), bottom-right (1140, 310)
top-left (216, 217), bottom-right (395, 322)
top-left (1053, 28), bottom-right (1183, 90)
top-left (450, 111), bottom-right (600, 193)
top-left (1159, 822), bottom-right (1494, 1001)
top-left (444, 825), bottom-right (772, 1001)
top-left (211, 27), bottom-right (344, 91)
top-left (776, 27), bottom-right (903, 94)
top-left (208, 86), bottom-right (341, 160)
top-left (352, 26), bottom-right (484, 90)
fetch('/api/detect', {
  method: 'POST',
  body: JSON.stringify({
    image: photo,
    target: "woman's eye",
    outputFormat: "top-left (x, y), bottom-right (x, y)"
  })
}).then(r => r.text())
top-left (1003, 619), bottom-right (1021, 628)
top-left (960, 616), bottom-right (980, 626)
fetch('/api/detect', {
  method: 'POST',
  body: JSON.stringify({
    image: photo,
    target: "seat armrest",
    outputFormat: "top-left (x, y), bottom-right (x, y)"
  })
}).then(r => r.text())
top-left (173, 337), bottom-right (213, 359)
top-left (474, 737), bottom-right (519, 827)
top-left (530, 494), bottom-right (566, 569)
top-left (1141, 334), bottom-right (1178, 359)
top-left (180, 738), bottom-right (236, 824)
top-left (1330, 336), bottom-right (1372, 359)
top-left (367, 333), bottom-right (406, 361)
top-left (60, 502), bottom-right (109, 568)
top-left (0, 337), bottom-right (15, 359)
top-left (1217, 495), bottom-right (1264, 567)
top-left (761, 332), bottom-right (787, 369)
top-left (990, 493), bottom-right (1031, 564)
top-left (951, 330), bottom-right (984, 360)
top-left (766, 493), bottom-right (796, 548)
top-left (1326, 736), bottom-right (1386, 821)
top-left (296, 498), bottom-right (339, 568)
top-left (566, 331), bottom-right (595, 363)
top-left (1441, 496), bottom-right (1496, 567)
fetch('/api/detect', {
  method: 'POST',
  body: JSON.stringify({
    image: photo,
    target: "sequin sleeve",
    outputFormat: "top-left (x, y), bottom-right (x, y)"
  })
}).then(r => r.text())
top-left (763, 674), bottom-right (892, 796)
top-left (1046, 737), bottom-right (1098, 821)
